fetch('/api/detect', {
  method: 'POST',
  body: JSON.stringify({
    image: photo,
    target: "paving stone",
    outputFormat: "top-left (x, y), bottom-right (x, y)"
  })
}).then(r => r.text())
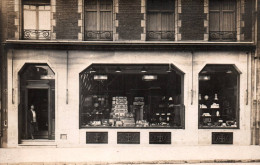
top-left (43, 163), bottom-right (56, 165)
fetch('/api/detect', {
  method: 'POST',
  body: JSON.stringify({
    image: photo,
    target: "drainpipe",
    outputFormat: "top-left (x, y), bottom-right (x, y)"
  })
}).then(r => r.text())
top-left (252, 0), bottom-right (259, 145)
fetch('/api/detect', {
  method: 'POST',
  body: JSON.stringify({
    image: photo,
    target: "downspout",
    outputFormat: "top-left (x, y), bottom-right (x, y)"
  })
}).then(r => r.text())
top-left (252, 0), bottom-right (258, 145)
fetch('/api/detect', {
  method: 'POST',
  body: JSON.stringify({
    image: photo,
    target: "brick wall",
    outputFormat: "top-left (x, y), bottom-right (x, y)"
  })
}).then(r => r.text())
top-left (54, 0), bottom-right (81, 40)
top-left (116, 0), bottom-right (143, 40)
top-left (180, 0), bottom-right (205, 40)
top-left (3, 0), bottom-right (16, 40)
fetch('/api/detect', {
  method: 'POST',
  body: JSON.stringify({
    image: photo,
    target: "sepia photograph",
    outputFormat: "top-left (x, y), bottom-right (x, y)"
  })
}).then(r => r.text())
top-left (0, 0), bottom-right (260, 164)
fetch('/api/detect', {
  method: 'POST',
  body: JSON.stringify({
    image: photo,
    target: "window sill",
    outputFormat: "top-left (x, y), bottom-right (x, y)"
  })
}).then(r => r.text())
top-left (80, 126), bottom-right (184, 129)
top-left (199, 126), bottom-right (239, 129)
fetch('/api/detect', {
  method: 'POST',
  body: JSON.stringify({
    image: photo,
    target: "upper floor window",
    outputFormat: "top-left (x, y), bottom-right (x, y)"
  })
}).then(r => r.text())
top-left (146, 0), bottom-right (175, 41)
top-left (209, 0), bottom-right (236, 41)
top-left (22, 0), bottom-right (51, 40)
top-left (84, 0), bottom-right (113, 41)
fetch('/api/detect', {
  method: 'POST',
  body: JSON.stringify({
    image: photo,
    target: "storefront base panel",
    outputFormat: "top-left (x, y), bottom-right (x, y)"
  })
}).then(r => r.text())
top-left (0, 146), bottom-right (260, 164)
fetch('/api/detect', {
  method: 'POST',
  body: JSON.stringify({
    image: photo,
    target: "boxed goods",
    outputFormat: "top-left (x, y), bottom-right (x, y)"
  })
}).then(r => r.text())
top-left (115, 121), bottom-right (123, 127)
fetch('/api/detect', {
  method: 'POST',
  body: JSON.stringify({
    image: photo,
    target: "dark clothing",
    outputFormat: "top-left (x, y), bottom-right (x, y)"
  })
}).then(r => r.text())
top-left (27, 110), bottom-right (38, 138)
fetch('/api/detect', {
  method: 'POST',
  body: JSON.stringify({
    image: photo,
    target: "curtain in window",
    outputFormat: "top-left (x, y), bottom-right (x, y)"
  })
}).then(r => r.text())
top-left (209, 0), bottom-right (236, 40)
top-left (23, 4), bottom-right (51, 40)
top-left (85, 0), bottom-right (113, 40)
top-left (147, 0), bottom-right (175, 41)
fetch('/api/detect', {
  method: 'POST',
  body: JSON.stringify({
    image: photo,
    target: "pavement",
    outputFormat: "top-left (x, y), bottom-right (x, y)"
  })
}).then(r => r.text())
top-left (0, 146), bottom-right (260, 164)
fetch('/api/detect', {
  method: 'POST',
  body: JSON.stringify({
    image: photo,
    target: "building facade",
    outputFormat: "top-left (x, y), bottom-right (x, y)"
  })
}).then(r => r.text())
top-left (0, 0), bottom-right (260, 155)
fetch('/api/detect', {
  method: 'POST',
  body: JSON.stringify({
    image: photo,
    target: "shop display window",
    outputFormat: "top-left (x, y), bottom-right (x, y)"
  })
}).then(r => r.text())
top-left (198, 65), bottom-right (240, 128)
top-left (79, 64), bottom-right (185, 128)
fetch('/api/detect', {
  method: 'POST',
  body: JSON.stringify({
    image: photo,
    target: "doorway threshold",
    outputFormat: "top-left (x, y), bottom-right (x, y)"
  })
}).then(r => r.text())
top-left (19, 139), bottom-right (57, 147)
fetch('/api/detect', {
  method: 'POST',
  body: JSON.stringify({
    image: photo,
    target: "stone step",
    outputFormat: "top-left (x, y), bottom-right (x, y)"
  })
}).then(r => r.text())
top-left (19, 139), bottom-right (57, 147)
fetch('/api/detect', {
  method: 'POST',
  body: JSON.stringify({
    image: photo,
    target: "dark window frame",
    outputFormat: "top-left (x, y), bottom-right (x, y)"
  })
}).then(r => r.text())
top-left (209, 0), bottom-right (237, 41)
top-left (146, 0), bottom-right (175, 41)
top-left (198, 64), bottom-right (240, 129)
top-left (84, 0), bottom-right (113, 41)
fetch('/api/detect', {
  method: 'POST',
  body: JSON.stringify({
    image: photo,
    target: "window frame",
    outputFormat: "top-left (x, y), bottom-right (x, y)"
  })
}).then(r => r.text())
top-left (209, 0), bottom-right (237, 41)
top-left (146, 0), bottom-right (176, 41)
top-left (84, 0), bottom-right (113, 41)
top-left (22, 0), bottom-right (51, 40)
top-left (198, 64), bottom-right (240, 129)
top-left (79, 64), bottom-right (185, 129)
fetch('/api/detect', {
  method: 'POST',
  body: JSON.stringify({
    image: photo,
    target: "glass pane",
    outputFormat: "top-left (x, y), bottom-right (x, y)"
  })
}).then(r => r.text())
top-left (209, 0), bottom-right (220, 10)
top-left (209, 12), bottom-right (220, 31)
top-left (24, 5), bottom-right (30, 10)
top-left (147, 13), bottom-right (161, 31)
top-left (100, 0), bottom-right (112, 10)
top-left (148, 0), bottom-right (174, 11)
top-left (85, 0), bottom-right (97, 10)
top-left (24, 10), bottom-right (37, 29)
top-left (39, 6), bottom-right (44, 10)
top-left (85, 11), bottom-right (97, 31)
top-left (30, 5), bottom-right (36, 10)
top-left (100, 11), bottom-right (112, 31)
top-left (199, 65), bottom-right (239, 128)
top-left (223, 12), bottom-right (235, 31)
top-left (161, 0), bottom-right (175, 11)
top-left (39, 10), bottom-right (51, 30)
top-left (222, 0), bottom-right (236, 10)
top-left (161, 13), bottom-right (174, 31)
top-left (45, 5), bottom-right (51, 10)
top-left (80, 64), bottom-right (184, 128)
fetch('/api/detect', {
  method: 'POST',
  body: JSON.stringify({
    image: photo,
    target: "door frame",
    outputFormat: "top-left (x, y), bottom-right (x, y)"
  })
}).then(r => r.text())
top-left (25, 81), bottom-right (52, 139)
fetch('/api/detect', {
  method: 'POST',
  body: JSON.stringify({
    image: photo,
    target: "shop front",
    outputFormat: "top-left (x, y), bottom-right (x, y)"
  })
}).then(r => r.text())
top-left (5, 44), bottom-right (252, 147)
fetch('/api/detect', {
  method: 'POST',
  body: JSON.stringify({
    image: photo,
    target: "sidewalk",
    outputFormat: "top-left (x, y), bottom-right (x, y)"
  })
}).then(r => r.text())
top-left (0, 146), bottom-right (260, 164)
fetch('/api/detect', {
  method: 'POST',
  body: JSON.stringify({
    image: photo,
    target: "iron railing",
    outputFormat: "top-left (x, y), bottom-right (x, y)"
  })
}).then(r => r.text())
top-left (85, 31), bottom-right (113, 41)
top-left (23, 29), bottom-right (51, 40)
top-left (209, 31), bottom-right (237, 41)
top-left (147, 31), bottom-right (175, 41)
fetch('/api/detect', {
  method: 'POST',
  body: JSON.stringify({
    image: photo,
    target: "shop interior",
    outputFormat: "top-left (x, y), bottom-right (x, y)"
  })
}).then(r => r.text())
top-left (199, 65), bottom-right (239, 128)
top-left (80, 64), bottom-right (185, 128)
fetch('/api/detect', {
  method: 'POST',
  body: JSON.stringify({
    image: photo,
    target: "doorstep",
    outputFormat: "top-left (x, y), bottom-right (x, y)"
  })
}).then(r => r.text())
top-left (18, 139), bottom-right (57, 147)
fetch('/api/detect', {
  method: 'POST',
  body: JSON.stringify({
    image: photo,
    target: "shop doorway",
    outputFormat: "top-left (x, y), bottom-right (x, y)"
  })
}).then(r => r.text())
top-left (27, 88), bottom-right (49, 139)
top-left (18, 64), bottom-right (55, 142)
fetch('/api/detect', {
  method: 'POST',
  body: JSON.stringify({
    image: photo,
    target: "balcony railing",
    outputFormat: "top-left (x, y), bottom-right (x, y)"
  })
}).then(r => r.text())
top-left (147, 31), bottom-right (175, 41)
top-left (85, 31), bottom-right (113, 41)
top-left (209, 31), bottom-right (237, 41)
top-left (23, 29), bottom-right (51, 40)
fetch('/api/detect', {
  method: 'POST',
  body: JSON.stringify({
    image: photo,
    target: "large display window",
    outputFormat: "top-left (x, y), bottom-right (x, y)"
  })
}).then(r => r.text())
top-left (198, 65), bottom-right (240, 128)
top-left (79, 64), bottom-right (185, 128)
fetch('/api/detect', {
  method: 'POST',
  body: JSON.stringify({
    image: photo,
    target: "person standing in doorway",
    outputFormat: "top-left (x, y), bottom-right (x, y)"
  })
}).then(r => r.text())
top-left (28, 105), bottom-right (38, 140)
